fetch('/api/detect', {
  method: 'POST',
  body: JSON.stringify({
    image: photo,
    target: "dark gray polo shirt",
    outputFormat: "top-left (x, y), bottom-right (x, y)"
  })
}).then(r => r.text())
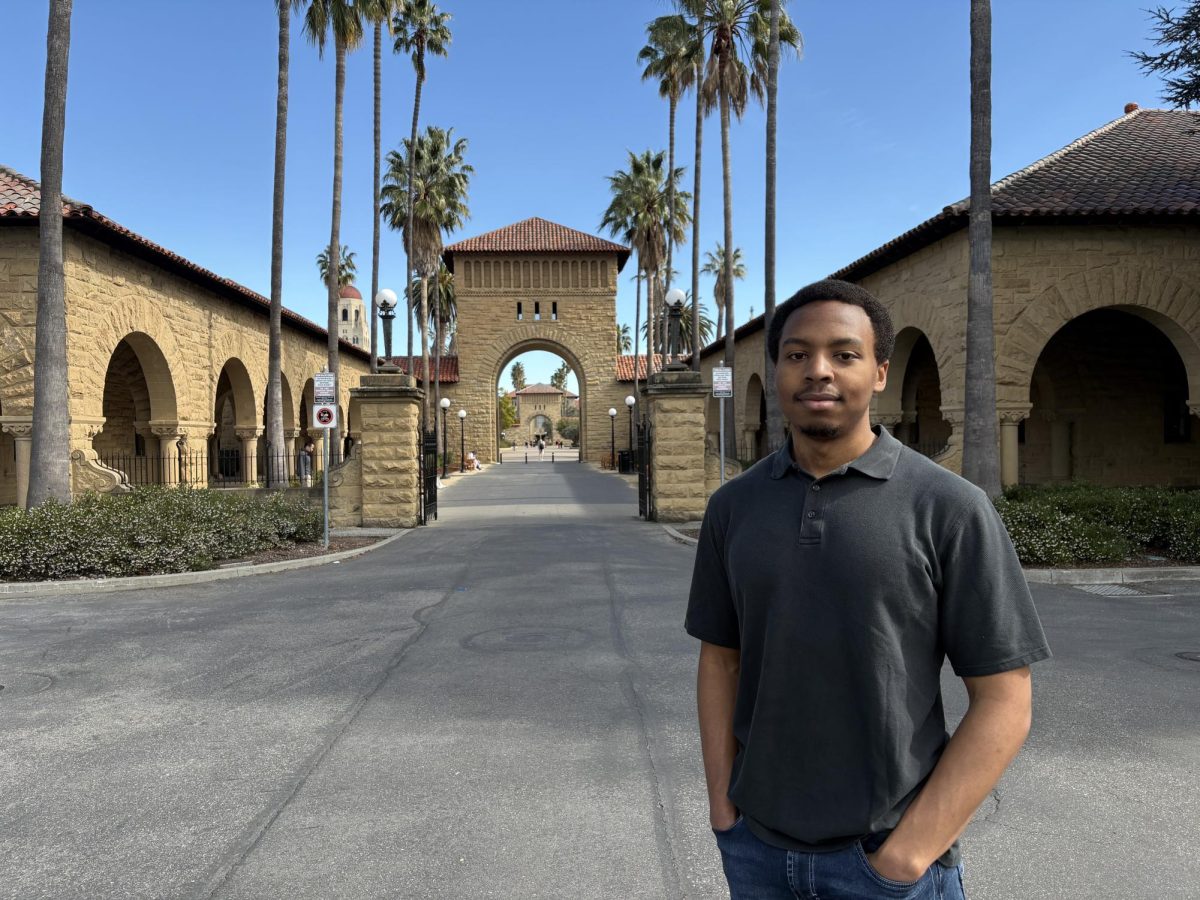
top-left (685, 427), bottom-right (1050, 864)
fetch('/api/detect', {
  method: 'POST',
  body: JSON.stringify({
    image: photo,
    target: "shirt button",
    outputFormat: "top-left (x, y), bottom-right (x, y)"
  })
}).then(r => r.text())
top-left (807, 511), bottom-right (816, 518)
top-left (812, 484), bottom-right (821, 492)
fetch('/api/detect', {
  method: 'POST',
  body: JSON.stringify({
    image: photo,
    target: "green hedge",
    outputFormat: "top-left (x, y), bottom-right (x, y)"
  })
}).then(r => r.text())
top-left (994, 484), bottom-right (1200, 566)
top-left (0, 487), bottom-right (322, 582)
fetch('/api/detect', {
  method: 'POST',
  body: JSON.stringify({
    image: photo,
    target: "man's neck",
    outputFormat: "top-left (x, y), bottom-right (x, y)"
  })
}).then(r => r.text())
top-left (788, 422), bottom-right (878, 479)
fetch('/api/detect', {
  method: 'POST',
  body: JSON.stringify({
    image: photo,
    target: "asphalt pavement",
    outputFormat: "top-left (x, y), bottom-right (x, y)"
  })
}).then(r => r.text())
top-left (0, 460), bottom-right (1197, 899)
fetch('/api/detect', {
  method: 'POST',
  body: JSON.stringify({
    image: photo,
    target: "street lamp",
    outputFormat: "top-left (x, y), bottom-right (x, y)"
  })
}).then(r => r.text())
top-left (625, 395), bottom-right (635, 468)
top-left (440, 397), bottom-right (451, 478)
top-left (458, 408), bottom-right (467, 473)
top-left (664, 287), bottom-right (686, 369)
top-left (608, 407), bottom-right (617, 470)
top-left (376, 288), bottom-right (398, 368)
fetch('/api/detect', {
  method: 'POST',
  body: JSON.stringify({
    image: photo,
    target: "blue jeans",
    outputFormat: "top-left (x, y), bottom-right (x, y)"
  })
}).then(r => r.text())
top-left (713, 818), bottom-right (967, 899)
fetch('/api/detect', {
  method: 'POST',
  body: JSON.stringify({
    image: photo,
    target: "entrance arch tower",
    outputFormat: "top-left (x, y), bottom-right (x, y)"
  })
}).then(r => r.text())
top-left (444, 218), bottom-right (630, 464)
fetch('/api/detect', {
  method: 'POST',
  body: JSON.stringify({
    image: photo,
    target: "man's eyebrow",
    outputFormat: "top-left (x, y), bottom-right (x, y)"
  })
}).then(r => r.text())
top-left (780, 336), bottom-right (864, 347)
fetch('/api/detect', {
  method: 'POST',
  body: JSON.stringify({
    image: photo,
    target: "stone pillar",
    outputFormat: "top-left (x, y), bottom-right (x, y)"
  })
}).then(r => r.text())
top-left (284, 428), bottom-right (300, 481)
top-left (872, 412), bottom-right (903, 437)
top-left (940, 407), bottom-right (965, 475)
top-left (0, 418), bottom-right (33, 509)
top-left (350, 373), bottom-right (424, 528)
top-left (998, 404), bottom-right (1032, 489)
top-left (643, 369), bottom-right (708, 523)
top-left (235, 427), bottom-right (262, 486)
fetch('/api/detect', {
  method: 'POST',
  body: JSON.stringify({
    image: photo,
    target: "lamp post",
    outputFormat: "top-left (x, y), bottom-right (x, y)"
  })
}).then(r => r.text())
top-left (440, 397), bottom-right (451, 478)
top-left (458, 408), bottom-right (467, 473)
top-left (664, 287), bottom-right (686, 369)
top-left (376, 288), bottom-right (398, 368)
top-left (625, 395), bottom-right (635, 468)
top-left (608, 407), bottom-right (617, 470)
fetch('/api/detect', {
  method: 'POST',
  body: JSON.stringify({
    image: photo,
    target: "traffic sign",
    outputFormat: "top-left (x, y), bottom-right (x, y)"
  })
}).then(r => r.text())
top-left (313, 371), bottom-right (337, 404)
top-left (713, 366), bottom-right (733, 398)
top-left (313, 404), bottom-right (337, 428)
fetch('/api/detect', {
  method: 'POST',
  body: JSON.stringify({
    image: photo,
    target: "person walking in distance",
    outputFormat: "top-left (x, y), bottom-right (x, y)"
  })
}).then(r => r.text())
top-left (537, 438), bottom-right (545, 461)
top-left (297, 436), bottom-right (315, 488)
top-left (686, 279), bottom-right (1050, 899)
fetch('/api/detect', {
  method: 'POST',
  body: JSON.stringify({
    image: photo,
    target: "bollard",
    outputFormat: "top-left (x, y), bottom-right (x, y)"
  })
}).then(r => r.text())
top-left (551, 452), bottom-right (555, 463)
top-left (525, 453), bottom-right (528, 464)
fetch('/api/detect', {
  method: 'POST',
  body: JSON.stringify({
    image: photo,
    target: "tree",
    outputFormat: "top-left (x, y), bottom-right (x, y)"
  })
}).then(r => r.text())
top-left (303, 0), bottom-right (365, 463)
top-left (360, 0), bottom-right (399, 374)
top-left (962, 0), bottom-right (1001, 496)
top-left (1132, 3), bottom-right (1200, 107)
top-left (428, 260), bottom-right (455, 424)
top-left (393, 0), bottom-right (451, 372)
top-left (556, 418), bottom-right (580, 444)
top-left (700, 0), bottom-right (800, 454)
top-left (701, 243), bottom-right (746, 340)
top-left (266, 0), bottom-right (304, 489)
top-left (510, 361), bottom-right (527, 392)
top-left (27, 0), bottom-right (74, 507)
top-left (380, 126), bottom-right (472, 424)
top-left (315, 244), bottom-right (357, 288)
top-left (762, 0), bottom-right (785, 451)
top-left (617, 323), bottom-right (632, 354)
top-left (550, 361), bottom-right (570, 390)
top-left (677, 295), bottom-right (716, 350)
top-left (498, 394), bottom-right (519, 435)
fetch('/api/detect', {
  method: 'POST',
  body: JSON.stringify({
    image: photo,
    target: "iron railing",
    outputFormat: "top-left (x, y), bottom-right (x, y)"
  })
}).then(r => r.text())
top-left (98, 446), bottom-right (325, 489)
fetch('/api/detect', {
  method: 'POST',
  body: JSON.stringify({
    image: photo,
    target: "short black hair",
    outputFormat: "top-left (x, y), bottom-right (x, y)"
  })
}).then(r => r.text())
top-left (767, 279), bottom-right (895, 364)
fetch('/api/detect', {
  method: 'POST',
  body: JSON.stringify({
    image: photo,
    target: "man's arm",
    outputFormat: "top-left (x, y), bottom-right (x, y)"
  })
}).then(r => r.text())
top-left (697, 640), bottom-right (741, 830)
top-left (868, 666), bottom-right (1033, 882)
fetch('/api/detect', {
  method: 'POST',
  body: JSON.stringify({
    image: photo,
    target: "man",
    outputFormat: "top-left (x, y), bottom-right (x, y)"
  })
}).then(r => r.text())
top-left (686, 279), bottom-right (1050, 899)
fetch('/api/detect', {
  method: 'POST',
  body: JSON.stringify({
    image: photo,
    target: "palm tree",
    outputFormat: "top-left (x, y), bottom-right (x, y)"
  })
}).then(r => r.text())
top-left (427, 260), bottom-right (456, 427)
top-left (266, 0), bottom-right (303, 489)
top-left (550, 362), bottom-right (570, 391)
top-left (617, 323), bottom-right (632, 354)
top-left (380, 126), bottom-right (472, 423)
top-left (676, 294), bottom-right (716, 351)
top-left (762, 0), bottom-right (784, 451)
top-left (962, 0), bottom-right (1001, 495)
top-left (701, 243), bottom-right (745, 341)
top-left (315, 244), bottom-right (357, 287)
top-left (27, 0), bottom-right (74, 506)
top-left (700, 0), bottom-right (800, 452)
top-left (510, 361), bottom-right (527, 392)
top-left (360, 0), bottom-right (398, 374)
top-left (303, 0), bottom-right (365, 462)
top-left (393, 0), bottom-right (451, 372)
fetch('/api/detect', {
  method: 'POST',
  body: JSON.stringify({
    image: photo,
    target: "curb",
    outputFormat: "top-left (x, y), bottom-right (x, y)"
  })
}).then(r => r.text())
top-left (659, 524), bottom-right (1200, 585)
top-left (0, 529), bottom-right (410, 600)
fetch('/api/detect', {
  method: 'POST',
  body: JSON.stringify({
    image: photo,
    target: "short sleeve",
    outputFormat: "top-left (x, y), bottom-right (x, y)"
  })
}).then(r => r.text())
top-left (938, 494), bottom-right (1051, 677)
top-left (685, 499), bottom-right (740, 648)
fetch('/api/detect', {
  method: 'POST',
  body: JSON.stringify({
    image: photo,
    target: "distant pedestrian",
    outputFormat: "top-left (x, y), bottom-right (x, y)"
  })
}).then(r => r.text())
top-left (688, 279), bottom-right (1050, 899)
top-left (297, 437), bottom-right (315, 487)
top-left (537, 438), bottom-right (545, 461)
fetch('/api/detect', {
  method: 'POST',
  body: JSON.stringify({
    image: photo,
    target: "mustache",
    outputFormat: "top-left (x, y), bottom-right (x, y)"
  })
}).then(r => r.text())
top-left (795, 392), bottom-right (841, 401)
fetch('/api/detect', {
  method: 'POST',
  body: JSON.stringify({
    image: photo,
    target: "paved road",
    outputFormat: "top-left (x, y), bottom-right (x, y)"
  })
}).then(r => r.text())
top-left (0, 461), bottom-right (1197, 898)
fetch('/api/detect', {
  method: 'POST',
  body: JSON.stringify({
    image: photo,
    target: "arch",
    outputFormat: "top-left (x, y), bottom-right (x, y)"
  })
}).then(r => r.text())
top-left (743, 374), bottom-right (766, 460)
top-left (489, 334), bottom-right (589, 459)
top-left (91, 335), bottom-right (181, 480)
top-left (259, 374), bottom-right (297, 432)
top-left (214, 358), bottom-right (258, 428)
top-left (1001, 267), bottom-right (1200, 407)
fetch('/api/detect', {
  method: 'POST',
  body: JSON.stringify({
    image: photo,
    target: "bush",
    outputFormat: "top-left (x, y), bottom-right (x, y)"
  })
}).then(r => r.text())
top-left (994, 484), bottom-right (1200, 566)
top-left (0, 487), bottom-right (323, 582)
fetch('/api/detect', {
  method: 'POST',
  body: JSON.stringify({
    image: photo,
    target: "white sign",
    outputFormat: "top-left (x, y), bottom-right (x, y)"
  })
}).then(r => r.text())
top-left (713, 366), bottom-right (733, 399)
top-left (313, 372), bottom-right (337, 405)
top-left (313, 404), bottom-right (338, 429)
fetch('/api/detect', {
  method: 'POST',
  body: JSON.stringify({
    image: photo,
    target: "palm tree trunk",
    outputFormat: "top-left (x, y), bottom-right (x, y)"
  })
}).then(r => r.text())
top-left (720, 88), bottom-right (736, 459)
top-left (27, 0), bottom-right (73, 506)
top-left (434, 308), bottom-right (442, 455)
top-left (405, 68), bottom-right (424, 368)
top-left (370, 20), bottom-right (381, 374)
top-left (265, 0), bottom-right (290, 487)
top-left (647, 265), bottom-right (656, 373)
top-left (690, 56), bottom-right (703, 370)
top-left (665, 93), bottom-right (677, 299)
top-left (419, 274), bottom-right (431, 425)
top-left (715, 285), bottom-right (724, 340)
top-left (633, 264), bottom-right (642, 398)
top-left (763, 0), bottom-right (783, 454)
top-left (326, 39), bottom-right (346, 463)
top-left (963, 0), bottom-right (1001, 496)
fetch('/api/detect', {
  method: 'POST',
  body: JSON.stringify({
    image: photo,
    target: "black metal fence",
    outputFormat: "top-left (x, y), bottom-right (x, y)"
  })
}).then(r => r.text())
top-left (98, 446), bottom-right (325, 489)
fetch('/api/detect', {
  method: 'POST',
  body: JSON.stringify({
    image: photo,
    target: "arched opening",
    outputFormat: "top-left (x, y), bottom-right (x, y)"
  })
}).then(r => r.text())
top-left (743, 374), bottom-right (767, 462)
top-left (0, 397), bottom-right (16, 506)
top-left (1022, 308), bottom-right (1200, 485)
top-left (896, 333), bottom-right (951, 458)
top-left (259, 374), bottom-right (297, 481)
top-left (494, 342), bottom-right (586, 461)
top-left (92, 333), bottom-right (179, 485)
top-left (211, 359), bottom-right (257, 485)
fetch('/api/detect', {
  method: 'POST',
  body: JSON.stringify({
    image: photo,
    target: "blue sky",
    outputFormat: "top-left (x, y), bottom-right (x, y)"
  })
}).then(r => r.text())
top-left (6, 1), bottom-right (1164, 393)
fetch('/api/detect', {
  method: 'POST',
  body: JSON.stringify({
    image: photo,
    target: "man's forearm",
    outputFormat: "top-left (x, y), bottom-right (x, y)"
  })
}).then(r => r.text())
top-left (874, 668), bottom-right (1033, 880)
top-left (697, 641), bottom-right (740, 827)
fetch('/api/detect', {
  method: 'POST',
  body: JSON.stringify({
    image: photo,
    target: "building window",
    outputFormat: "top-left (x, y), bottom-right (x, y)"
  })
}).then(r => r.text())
top-left (354, 309), bottom-right (360, 324)
top-left (353, 337), bottom-right (360, 346)
top-left (517, 301), bottom-right (523, 321)
top-left (552, 302), bottom-right (558, 321)
top-left (341, 308), bottom-right (348, 322)
top-left (534, 301), bottom-right (541, 321)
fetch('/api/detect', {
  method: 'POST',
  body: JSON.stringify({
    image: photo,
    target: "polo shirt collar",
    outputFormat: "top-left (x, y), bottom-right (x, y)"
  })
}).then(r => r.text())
top-left (769, 425), bottom-right (902, 481)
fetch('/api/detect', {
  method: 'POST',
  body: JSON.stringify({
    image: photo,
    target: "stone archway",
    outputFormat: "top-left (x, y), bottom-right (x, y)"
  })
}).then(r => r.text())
top-left (489, 336), bottom-right (589, 461)
top-left (743, 374), bottom-right (766, 462)
top-left (879, 328), bottom-right (951, 458)
top-left (212, 358), bottom-right (258, 484)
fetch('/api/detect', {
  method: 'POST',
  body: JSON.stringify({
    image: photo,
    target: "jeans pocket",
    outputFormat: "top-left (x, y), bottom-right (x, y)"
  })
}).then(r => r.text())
top-left (711, 815), bottom-right (744, 837)
top-left (852, 839), bottom-right (928, 894)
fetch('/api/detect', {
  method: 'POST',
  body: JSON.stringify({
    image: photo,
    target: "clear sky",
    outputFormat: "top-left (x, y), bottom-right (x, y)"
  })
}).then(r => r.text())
top-left (6, 1), bottom-right (1166, 393)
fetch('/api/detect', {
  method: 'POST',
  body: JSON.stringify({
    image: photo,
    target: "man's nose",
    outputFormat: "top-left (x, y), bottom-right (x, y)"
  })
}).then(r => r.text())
top-left (805, 354), bottom-right (834, 380)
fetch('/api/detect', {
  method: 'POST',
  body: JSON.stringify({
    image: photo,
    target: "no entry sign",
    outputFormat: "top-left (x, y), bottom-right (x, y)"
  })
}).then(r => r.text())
top-left (313, 404), bottom-right (337, 428)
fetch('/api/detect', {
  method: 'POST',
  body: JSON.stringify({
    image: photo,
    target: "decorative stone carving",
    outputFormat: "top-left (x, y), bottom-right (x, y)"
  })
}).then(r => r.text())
top-left (998, 404), bottom-right (1033, 424)
top-left (70, 450), bottom-right (132, 495)
top-left (0, 419), bottom-right (33, 437)
top-left (235, 427), bottom-right (263, 441)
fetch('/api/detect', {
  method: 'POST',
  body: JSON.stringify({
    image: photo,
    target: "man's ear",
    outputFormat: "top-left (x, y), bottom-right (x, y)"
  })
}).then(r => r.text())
top-left (874, 359), bottom-right (890, 394)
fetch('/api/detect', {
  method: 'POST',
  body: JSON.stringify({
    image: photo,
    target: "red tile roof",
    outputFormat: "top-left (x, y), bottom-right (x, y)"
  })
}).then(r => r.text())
top-left (385, 355), bottom-right (460, 384)
top-left (513, 382), bottom-right (577, 398)
top-left (616, 354), bottom-right (666, 381)
top-left (0, 164), bottom-right (369, 360)
top-left (443, 217), bottom-right (630, 271)
top-left (831, 107), bottom-right (1200, 282)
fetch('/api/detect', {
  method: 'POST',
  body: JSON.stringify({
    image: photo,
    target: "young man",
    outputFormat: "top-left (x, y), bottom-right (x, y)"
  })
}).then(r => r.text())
top-left (686, 279), bottom-right (1050, 899)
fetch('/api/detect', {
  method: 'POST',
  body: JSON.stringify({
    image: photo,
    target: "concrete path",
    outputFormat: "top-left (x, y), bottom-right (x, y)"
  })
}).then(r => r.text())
top-left (0, 460), bottom-right (1197, 898)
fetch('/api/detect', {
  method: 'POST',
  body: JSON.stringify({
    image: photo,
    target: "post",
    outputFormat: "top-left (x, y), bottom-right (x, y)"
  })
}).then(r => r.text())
top-left (441, 407), bottom-right (448, 478)
top-left (322, 425), bottom-right (330, 549)
top-left (460, 419), bottom-right (465, 473)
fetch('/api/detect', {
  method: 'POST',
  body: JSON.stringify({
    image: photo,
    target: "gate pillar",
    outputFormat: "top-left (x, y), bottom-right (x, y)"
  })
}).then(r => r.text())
top-left (643, 369), bottom-right (708, 523)
top-left (341, 373), bottom-right (424, 528)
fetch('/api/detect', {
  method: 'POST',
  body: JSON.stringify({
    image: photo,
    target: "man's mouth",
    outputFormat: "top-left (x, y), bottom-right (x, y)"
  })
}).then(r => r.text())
top-left (797, 393), bottom-right (839, 410)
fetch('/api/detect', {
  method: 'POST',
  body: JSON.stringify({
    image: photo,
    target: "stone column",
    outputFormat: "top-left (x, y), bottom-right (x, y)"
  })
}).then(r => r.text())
top-left (872, 412), bottom-right (903, 437)
top-left (284, 428), bottom-right (300, 481)
top-left (0, 418), bottom-right (33, 509)
top-left (643, 368), bottom-right (708, 523)
top-left (235, 427), bottom-right (262, 486)
top-left (940, 407), bottom-right (965, 475)
top-left (351, 373), bottom-right (424, 528)
top-left (998, 404), bottom-right (1032, 489)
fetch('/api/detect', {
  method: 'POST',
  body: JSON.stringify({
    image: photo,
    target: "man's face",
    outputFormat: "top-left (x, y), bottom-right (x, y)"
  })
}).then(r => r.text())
top-left (774, 300), bottom-right (889, 442)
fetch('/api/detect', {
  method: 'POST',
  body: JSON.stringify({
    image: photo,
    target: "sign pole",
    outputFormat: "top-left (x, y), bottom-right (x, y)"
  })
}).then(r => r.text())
top-left (713, 359), bottom-right (733, 487)
top-left (719, 398), bottom-right (726, 487)
top-left (323, 426), bottom-right (330, 549)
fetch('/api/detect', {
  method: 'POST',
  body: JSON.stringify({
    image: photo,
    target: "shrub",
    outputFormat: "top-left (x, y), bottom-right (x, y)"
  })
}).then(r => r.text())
top-left (0, 487), bottom-right (323, 582)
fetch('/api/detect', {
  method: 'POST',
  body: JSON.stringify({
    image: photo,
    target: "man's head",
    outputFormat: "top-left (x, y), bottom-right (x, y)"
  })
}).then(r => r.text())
top-left (768, 279), bottom-right (894, 442)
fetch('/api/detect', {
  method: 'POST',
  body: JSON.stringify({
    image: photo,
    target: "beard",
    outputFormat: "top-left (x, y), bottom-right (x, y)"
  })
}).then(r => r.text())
top-left (798, 424), bottom-right (840, 440)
